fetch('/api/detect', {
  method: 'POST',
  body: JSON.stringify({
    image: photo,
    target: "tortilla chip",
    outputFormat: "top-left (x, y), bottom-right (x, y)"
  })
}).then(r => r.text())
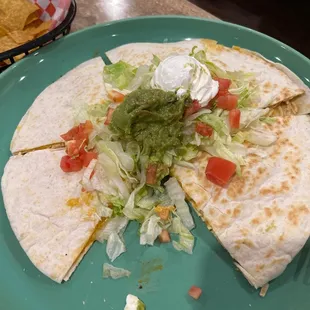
top-left (7, 30), bottom-right (34, 44)
top-left (25, 11), bottom-right (39, 26)
top-left (25, 20), bottom-right (51, 38)
top-left (0, 35), bottom-right (19, 53)
top-left (0, 0), bottom-right (38, 30)
top-left (0, 24), bottom-right (7, 37)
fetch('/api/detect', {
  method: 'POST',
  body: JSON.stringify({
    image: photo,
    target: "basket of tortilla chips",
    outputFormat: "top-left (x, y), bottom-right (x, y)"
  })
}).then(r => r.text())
top-left (0, 0), bottom-right (76, 72)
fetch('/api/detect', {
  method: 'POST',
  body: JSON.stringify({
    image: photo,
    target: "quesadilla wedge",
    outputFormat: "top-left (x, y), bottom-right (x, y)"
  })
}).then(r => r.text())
top-left (1, 149), bottom-right (101, 283)
top-left (172, 115), bottom-right (310, 288)
top-left (10, 57), bottom-right (107, 155)
top-left (238, 47), bottom-right (310, 115)
top-left (106, 39), bottom-right (304, 109)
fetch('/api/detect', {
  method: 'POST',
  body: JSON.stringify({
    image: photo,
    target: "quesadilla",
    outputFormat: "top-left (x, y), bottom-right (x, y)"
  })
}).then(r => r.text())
top-left (1, 149), bottom-right (100, 283)
top-left (2, 37), bottom-right (309, 291)
top-left (106, 39), bottom-right (304, 109)
top-left (172, 115), bottom-right (310, 288)
top-left (10, 57), bottom-right (107, 154)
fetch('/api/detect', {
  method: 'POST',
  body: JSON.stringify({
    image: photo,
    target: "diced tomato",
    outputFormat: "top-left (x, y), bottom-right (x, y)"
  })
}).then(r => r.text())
top-left (217, 94), bottom-right (238, 110)
top-left (83, 120), bottom-right (94, 136)
top-left (214, 77), bottom-right (231, 91)
top-left (81, 151), bottom-right (98, 167)
top-left (158, 230), bottom-right (171, 243)
top-left (184, 99), bottom-right (201, 117)
top-left (66, 139), bottom-right (86, 157)
top-left (146, 163), bottom-right (157, 185)
top-left (205, 157), bottom-right (236, 187)
top-left (108, 90), bottom-right (125, 103)
top-left (60, 121), bottom-right (94, 141)
top-left (188, 286), bottom-right (202, 300)
top-left (60, 155), bottom-right (83, 172)
top-left (229, 109), bottom-right (241, 129)
top-left (60, 126), bottom-right (79, 141)
top-left (104, 107), bottom-right (115, 125)
top-left (195, 122), bottom-right (213, 137)
top-left (90, 170), bottom-right (95, 179)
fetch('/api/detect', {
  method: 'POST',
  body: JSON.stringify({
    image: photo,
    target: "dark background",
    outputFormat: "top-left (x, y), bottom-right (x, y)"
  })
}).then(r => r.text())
top-left (190, 0), bottom-right (310, 58)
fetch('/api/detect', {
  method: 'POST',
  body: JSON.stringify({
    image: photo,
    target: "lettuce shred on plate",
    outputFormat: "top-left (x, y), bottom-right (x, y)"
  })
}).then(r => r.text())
top-left (66, 49), bottom-right (278, 263)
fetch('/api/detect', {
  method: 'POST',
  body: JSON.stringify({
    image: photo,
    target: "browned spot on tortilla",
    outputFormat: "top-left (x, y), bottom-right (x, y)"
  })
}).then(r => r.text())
top-left (226, 209), bottom-right (232, 215)
top-left (260, 181), bottom-right (290, 196)
top-left (234, 244), bottom-right (241, 250)
top-left (251, 218), bottom-right (260, 225)
top-left (279, 233), bottom-right (285, 242)
top-left (256, 264), bottom-right (265, 272)
top-left (233, 206), bottom-right (241, 217)
top-left (257, 167), bottom-right (266, 175)
top-left (274, 205), bottom-right (284, 216)
top-left (236, 239), bottom-right (254, 248)
top-left (263, 81), bottom-right (272, 90)
top-left (264, 208), bottom-right (272, 218)
top-left (288, 204), bottom-right (309, 226)
top-left (227, 174), bottom-right (249, 199)
top-left (209, 208), bottom-right (215, 216)
top-left (240, 228), bottom-right (249, 236)
top-left (221, 198), bottom-right (228, 204)
top-left (265, 249), bottom-right (275, 258)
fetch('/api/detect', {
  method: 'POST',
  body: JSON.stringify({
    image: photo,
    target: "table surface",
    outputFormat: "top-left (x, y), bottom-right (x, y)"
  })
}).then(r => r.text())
top-left (71, 0), bottom-right (219, 32)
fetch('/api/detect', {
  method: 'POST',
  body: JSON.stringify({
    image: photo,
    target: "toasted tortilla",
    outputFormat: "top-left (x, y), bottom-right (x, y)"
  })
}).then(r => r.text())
top-left (1, 149), bottom-right (100, 283)
top-left (10, 57), bottom-right (107, 154)
top-left (240, 48), bottom-right (310, 115)
top-left (106, 39), bottom-right (304, 109)
top-left (172, 115), bottom-right (310, 288)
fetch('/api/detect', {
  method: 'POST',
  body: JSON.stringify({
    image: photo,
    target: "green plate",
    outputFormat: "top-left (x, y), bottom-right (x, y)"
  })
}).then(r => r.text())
top-left (1, 16), bottom-right (309, 310)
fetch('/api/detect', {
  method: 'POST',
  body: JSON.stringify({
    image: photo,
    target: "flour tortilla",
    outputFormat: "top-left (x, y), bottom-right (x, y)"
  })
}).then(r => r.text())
top-left (172, 115), bottom-right (310, 288)
top-left (1, 149), bottom-right (100, 283)
top-left (10, 57), bottom-right (107, 154)
top-left (106, 39), bottom-right (304, 109)
top-left (239, 48), bottom-right (310, 115)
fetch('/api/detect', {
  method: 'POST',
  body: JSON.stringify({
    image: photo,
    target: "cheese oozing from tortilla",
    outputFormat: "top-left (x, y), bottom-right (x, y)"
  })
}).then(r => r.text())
top-left (151, 55), bottom-right (219, 106)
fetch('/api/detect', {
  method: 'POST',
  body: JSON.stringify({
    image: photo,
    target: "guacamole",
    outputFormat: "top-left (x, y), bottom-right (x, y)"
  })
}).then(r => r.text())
top-left (109, 89), bottom-right (190, 158)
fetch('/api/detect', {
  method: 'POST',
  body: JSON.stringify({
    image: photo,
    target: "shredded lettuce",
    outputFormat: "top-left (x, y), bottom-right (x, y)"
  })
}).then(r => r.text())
top-left (107, 231), bottom-right (126, 262)
top-left (191, 48), bottom-right (226, 78)
top-left (95, 216), bottom-right (128, 261)
top-left (103, 61), bottom-right (137, 90)
top-left (232, 131), bottom-right (246, 144)
top-left (175, 145), bottom-right (198, 161)
top-left (239, 108), bottom-right (269, 129)
top-left (245, 128), bottom-right (277, 146)
top-left (184, 108), bottom-right (211, 126)
top-left (199, 114), bottom-right (229, 137)
top-left (152, 54), bottom-right (161, 67)
top-left (92, 154), bottom-right (131, 200)
top-left (81, 159), bottom-right (98, 192)
top-left (169, 216), bottom-right (194, 254)
top-left (122, 157), bottom-right (147, 220)
top-left (260, 116), bottom-right (276, 124)
top-left (96, 216), bottom-right (128, 241)
top-left (103, 263), bottom-right (131, 279)
top-left (165, 178), bottom-right (194, 230)
top-left (96, 141), bottom-right (137, 184)
top-left (140, 213), bottom-right (162, 246)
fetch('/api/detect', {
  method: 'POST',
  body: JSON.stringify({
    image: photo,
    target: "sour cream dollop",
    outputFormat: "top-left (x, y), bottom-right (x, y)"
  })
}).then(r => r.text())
top-left (151, 55), bottom-right (219, 106)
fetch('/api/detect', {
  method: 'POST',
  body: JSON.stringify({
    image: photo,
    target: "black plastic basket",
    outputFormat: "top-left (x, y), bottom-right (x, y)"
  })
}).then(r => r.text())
top-left (0, 0), bottom-right (77, 73)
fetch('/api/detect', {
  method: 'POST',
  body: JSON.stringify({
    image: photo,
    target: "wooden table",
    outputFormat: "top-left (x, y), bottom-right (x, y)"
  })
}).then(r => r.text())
top-left (72, 0), bottom-right (219, 32)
